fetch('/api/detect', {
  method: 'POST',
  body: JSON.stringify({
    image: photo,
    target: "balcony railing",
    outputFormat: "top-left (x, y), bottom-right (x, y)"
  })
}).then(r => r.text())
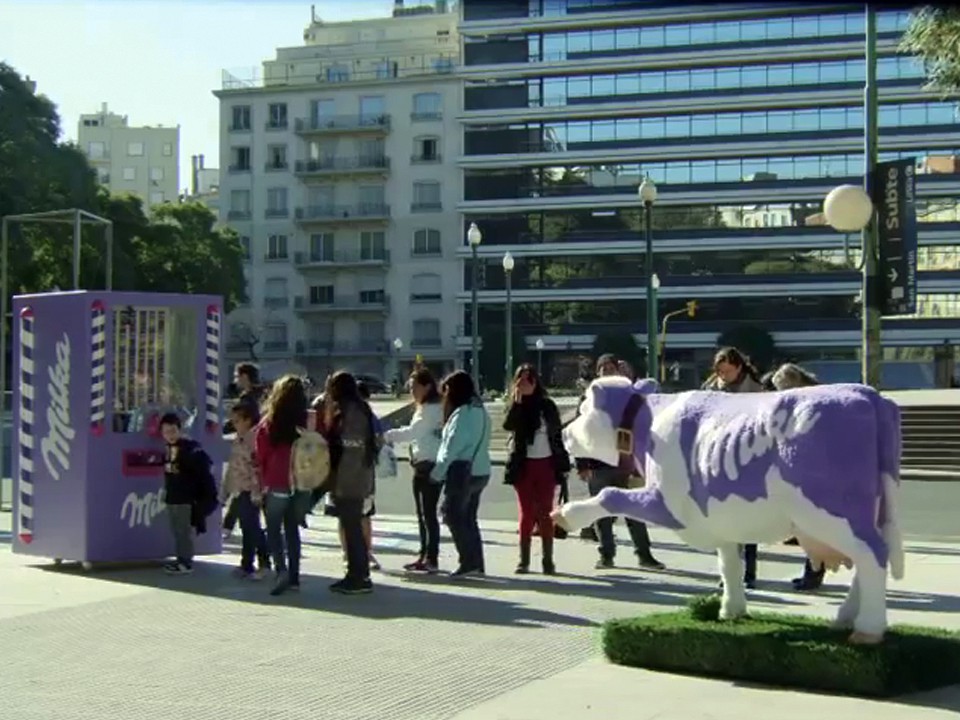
top-left (265, 207), bottom-right (289, 218)
top-left (294, 250), bottom-right (390, 265)
top-left (227, 210), bottom-right (252, 220)
top-left (228, 164), bottom-right (251, 173)
top-left (411, 201), bottom-right (442, 212)
top-left (294, 295), bottom-right (390, 312)
top-left (294, 204), bottom-right (390, 222)
top-left (264, 297), bottom-right (290, 309)
top-left (295, 339), bottom-right (388, 355)
top-left (262, 340), bottom-right (290, 352)
top-left (294, 114), bottom-right (391, 134)
top-left (411, 153), bottom-right (442, 164)
top-left (294, 156), bottom-right (390, 174)
top-left (263, 253), bottom-right (290, 262)
top-left (411, 111), bottom-right (442, 121)
top-left (265, 121), bottom-right (288, 131)
top-left (265, 161), bottom-right (289, 172)
top-left (410, 337), bottom-right (443, 348)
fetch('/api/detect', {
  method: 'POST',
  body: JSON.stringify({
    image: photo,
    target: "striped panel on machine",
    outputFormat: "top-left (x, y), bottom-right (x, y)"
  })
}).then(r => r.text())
top-left (205, 305), bottom-right (221, 431)
top-left (90, 300), bottom-right (107, 435)
top-left (17, 307), bottom-right (35, 544)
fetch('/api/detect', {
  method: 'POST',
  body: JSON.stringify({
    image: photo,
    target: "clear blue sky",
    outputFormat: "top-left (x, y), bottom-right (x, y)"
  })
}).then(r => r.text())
top-left (0, 0), bottom-right (396, 192)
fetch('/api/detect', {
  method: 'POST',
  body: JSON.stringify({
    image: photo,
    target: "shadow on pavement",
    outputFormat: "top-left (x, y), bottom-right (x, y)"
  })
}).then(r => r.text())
top-left (35, 560), bottom-right (599, 630)
top-left (730, 676), bottom-right (960, 712)
top-left (387, 567), bottom-right (807, 608)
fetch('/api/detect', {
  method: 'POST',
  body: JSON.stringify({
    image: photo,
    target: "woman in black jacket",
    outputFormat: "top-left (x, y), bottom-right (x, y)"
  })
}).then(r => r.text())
top-left (503, 364), bottom-right (570, 575)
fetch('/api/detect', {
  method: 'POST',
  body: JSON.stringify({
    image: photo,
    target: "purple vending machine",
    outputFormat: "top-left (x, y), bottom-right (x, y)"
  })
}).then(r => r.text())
top-left (11, 291), bottom-right (227, 568)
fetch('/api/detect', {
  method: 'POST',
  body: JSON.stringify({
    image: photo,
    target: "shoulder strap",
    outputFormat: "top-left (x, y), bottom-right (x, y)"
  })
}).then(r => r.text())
top-left (470, 406), bottom-right (488, 467)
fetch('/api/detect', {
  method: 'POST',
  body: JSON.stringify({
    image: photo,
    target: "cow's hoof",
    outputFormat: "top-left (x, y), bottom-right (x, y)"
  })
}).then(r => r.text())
top-left (719, 604), bottom-right (747, 621)
top-left (550, 509), bottom-right (572, 533)
top-left (848, 631), bottom-right (883, 645)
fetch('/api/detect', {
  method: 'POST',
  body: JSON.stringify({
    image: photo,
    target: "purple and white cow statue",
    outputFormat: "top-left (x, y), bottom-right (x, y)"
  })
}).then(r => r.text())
top-left (553, 376), bottom-right (905, 644)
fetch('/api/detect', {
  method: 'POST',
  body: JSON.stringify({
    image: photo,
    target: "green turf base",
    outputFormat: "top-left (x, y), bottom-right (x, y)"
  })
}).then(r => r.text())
top-left (602, 596), bottom-right (960, 697)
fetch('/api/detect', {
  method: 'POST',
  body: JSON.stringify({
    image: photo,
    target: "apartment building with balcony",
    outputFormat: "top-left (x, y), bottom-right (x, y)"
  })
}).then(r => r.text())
top-left (457, 1), bottom-right (960, 388)
top-left (78, 103), bottom-right (179, 212)
top-left (214, 0), bottom-right (462, 380)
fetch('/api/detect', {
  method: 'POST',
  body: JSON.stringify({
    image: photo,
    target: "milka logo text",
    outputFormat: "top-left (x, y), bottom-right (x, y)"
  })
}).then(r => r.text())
top-left (121, 489), bottom-right (166, 528)
top-left (691, 406), bottom-right (822, 482)
top-left (41, 334), bottom-right (75, 481)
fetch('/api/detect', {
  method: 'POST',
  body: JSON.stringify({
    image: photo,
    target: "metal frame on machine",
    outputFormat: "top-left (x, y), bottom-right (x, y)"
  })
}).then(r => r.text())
top-left (0, 209), bottom-right (114, 510)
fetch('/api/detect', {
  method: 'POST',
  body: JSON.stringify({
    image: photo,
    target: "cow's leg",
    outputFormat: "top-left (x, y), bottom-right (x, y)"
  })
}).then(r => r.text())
top-left (553, 486), bottom-right (679, 533)
top-left (847, 555), bottom-right (887, 644)
top-left (717, 543), bottom-right (748, 620)
top-left (834, 572), bottom-right (860, 630)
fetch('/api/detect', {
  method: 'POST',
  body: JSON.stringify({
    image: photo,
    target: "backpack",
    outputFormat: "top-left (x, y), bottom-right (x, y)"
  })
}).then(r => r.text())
top-left (289, 427), bottom-right (332, 491)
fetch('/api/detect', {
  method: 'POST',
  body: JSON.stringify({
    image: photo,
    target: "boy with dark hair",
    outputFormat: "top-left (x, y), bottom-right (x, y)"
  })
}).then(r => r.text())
top-left (222, 401), bottom-right (270, 579)
top-left (159, 413), bottom-right (218, 575)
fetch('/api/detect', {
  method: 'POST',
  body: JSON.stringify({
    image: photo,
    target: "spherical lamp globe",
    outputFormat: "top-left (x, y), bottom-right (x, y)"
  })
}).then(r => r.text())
top-left (824, 184), bottom-right (874, 232)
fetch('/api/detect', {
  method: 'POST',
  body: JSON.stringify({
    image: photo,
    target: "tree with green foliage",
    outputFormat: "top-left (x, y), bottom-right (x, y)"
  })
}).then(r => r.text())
top-left (591, 330), bottom-right (646, 378)
top-left (901, 7), bottom-right (960, 96)
top-left (0, 62), bottom-right (245, 310)
top-left (717, 325), bottom-right (777, 374)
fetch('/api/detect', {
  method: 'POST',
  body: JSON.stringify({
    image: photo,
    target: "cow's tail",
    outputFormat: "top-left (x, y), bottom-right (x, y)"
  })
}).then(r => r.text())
top-left (878, 396), bottom-right (905, 581)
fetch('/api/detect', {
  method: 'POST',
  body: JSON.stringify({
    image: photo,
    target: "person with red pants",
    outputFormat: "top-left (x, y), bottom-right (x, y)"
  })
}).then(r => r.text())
top-left (503, 364), bottom-right (571, 575)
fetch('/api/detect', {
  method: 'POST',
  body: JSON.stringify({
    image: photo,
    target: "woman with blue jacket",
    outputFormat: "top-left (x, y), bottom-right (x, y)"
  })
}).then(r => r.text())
top-left (430, 370), bottom-right (491, 577)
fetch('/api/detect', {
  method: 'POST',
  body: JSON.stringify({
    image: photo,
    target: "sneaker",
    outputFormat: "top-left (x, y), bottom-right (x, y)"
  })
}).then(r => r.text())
top-left (638, 556), bottom-right (666, 571)
top-left (423, 561), bottom-right (440, 575)
top-left (164, 562), bottom-right (193, 575)
top-left (595, 557), bottom-right (614, 569)
top-left (369, 555), bottom-right (382, 571)
top-left (450, 567), bottom-right (484, 578)
top-left (231, 567), bottom-right (250, 579)
top-left (403, 559), bottom-right (427, 572)
top-left (330, 578), bottom-right (373, 595)
top-left (270, 572), bottom-right (291, 596)
top-left (222, 529), bottom-right (235, 541)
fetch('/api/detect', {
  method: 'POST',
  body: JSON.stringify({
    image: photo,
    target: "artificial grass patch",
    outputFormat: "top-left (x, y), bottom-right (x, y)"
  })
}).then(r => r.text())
top-left (602, 594), bottom-right (960, 697)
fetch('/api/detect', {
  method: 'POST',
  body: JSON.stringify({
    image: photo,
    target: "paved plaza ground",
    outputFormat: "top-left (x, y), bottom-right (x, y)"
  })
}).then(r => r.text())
top-left (2, 465), bottom-right (960, 720)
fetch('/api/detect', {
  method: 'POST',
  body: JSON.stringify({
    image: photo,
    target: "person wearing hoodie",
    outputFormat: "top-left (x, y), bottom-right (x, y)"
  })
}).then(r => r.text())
top-left (430, 370), bottom-right (491, 578)
top-left (383, 368), bottom-right (444, 574)
top-left (323, 371), bottom-right (380, 595)
top-left (158, 413), bottom-right (218, 576)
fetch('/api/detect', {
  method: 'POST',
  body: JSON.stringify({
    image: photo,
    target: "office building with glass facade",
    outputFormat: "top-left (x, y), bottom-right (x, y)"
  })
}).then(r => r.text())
top-left (456, 0), bottom-right (960, 387)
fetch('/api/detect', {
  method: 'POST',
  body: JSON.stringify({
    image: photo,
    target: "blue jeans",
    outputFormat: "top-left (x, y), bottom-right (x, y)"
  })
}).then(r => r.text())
top-left (237, 492), bottom-right (269, 573)
top-left (265, 491), bottom-right (309, 584)
top-left (442, 475), bottom-right (488, 573)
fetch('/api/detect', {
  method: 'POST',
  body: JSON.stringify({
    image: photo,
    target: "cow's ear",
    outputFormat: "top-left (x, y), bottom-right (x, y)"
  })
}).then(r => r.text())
top-left (633, 378), bottom-right (660, 395)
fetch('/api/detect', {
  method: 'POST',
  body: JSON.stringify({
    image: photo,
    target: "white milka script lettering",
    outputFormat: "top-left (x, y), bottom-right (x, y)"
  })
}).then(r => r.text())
top-left (121, 489), bottom-right (167, 528)
top-left (41, 334), bottom-right (76, 481)
top-left (691, 405), bottom-right (821, 482)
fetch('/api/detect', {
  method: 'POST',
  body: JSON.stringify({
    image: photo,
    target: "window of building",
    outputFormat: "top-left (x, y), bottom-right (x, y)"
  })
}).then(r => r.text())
top-left (122, 167), bottom-right (136, 181)
top-left (413, 136), bottom-right (440, 162)
top-left (230, 146), bottom-right (251, 172)
top-left (308, 322), bottom-right (335, 346)
top-left (229, 189), bottom-right (251, 217)
top-left (413, 228), bottom-right (441, 256)
top-left (267, 103), bottom-right (288, 129)
top-left (309, 232), bottom-right (335, 261)
top-left (410, 274), bottom-right (441, 303)
top-left (375, 60), bottom-right (398, 79)
top-left (360, 95), bottom-right (385, 123)
top-left (309, 285), bottom-right (334, 305)
top-left (88, 141), bottom-right (106, 159)
top-left (412, 181), bottom-right (441, 212)
top-left (360, 230), bottom-right (386, 260)
top-left (358, 138), bottom-right (385, 163)
top-left (267, 234), bottom-right (288, 259)
top-left (310, 99), bottom-right (335, 125)
top-left (97, 168), bottom-right (110, 184)
top-left (266, 187), bottom-right (288, 217)
top-left (264, 322), bottom-right (288, 348)
top-left (240, 235), bottom-right (251, 259)
top-left (359, 289), bottom-right (385, 305)
top-left (359, 184), bottom-right (385, 210)
top-left (326, 64), bottom-right (349, 82)
top-left (150, 192), bottom-right (164, 206)
top-left (231, 105), bottom-right (251, 131)
top-left (267, 144), bottom-right (287, 170)
top-left (412, 92), bottom-right (442, 120)
top-left (412, 319), bottom-right (441, 347)
top-left (150, 167), bottom-right (164, 181)
top-left (127, 142), bottom-right (144, 156)
top-left (162, 142), bottom-right (173, 157)
top-left (359, 321), bottom-right (384, 348)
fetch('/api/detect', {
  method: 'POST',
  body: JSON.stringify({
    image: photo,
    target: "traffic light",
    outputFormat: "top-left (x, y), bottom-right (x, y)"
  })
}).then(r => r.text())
top-left (686, 300), bottom-right (698, 318)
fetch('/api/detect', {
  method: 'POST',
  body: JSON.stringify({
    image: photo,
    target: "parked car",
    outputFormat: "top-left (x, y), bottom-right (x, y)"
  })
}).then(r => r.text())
top-left (355, 374), bottom-right (389, 395)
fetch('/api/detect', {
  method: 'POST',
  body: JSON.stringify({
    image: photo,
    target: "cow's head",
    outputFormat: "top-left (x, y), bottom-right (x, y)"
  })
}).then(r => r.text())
top-left (563, 376), bottom-right (653, 468)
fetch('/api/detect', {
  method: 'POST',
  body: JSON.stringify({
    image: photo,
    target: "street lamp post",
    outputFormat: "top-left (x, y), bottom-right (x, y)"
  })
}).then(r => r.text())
top-left (535, 337), bottom-right (544, 378)
top-left (639, 178), bottom-right (658, 382)
top-left (502, 251), bottom-right (515, 390)
top-left (393, 337), bottom-right (404, 395)
top-left (467, 222), bottom-right (482, 389)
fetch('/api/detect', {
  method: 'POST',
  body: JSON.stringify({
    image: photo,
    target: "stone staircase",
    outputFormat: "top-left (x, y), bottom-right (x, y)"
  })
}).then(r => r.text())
top-left (900, 405), bottom-right (960, 476)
